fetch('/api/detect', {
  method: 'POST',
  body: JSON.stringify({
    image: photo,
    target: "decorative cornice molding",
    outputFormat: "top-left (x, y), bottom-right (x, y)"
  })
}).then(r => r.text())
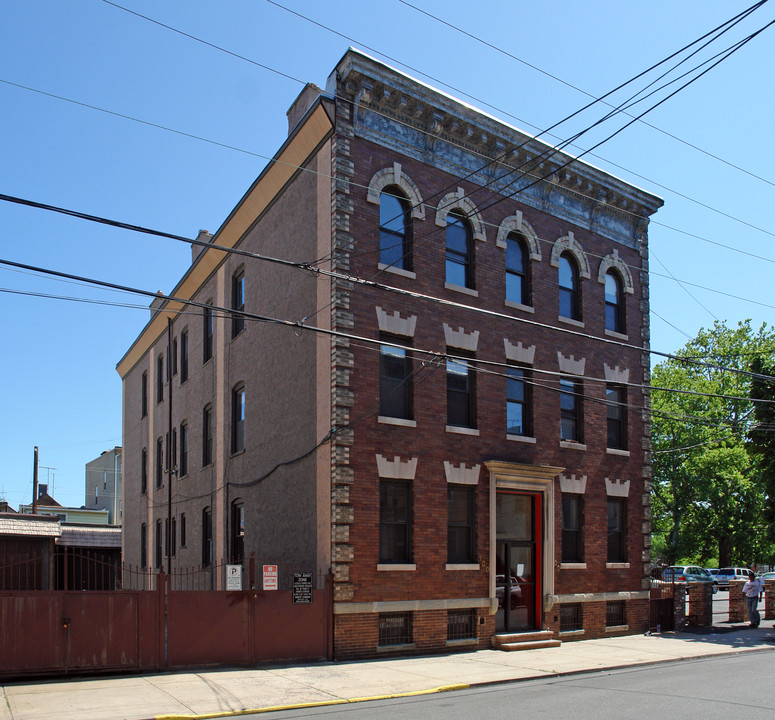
top-left (605, 478), bottom-right (631, 497)
top-left (376, 306), bottom-right (417, 337)
top-left (444, 323), bottom-right (479, 351)
top-left (559, 474), bottom-right (587, 494)
top-left (604, 363), bottom-right (630, 384)
top-left (443, 461), bottom-right (481, 485)
top-left (376, 454), bottom-right (418, 480)
top-left (504, 339), bottom-right (536, 365)
top-left (558, 352), bottom-right (586, 376)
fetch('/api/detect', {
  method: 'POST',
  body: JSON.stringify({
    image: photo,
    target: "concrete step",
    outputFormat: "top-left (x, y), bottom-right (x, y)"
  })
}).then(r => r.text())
top-left (493, 630), bottom-right (561, 651)
top-left (497, 639), bottom-right (563, 651)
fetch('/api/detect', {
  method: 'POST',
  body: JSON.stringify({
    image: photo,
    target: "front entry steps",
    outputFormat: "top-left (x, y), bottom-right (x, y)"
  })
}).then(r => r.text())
top-left (493, 630), bottom-right (561, 651)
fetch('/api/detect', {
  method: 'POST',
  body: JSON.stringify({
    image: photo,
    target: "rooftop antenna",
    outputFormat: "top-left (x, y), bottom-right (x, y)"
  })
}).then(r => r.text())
top-left (40, 466), bottom-right (56, 496)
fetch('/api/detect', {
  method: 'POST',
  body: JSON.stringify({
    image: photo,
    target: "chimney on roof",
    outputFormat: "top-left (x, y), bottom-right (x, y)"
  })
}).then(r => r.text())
top-left (287, 83), bottom-right (323, 135)
top-left (39, 484), bottom-right (48, 498)
top-left (191, 229), bottom-right (213, 264)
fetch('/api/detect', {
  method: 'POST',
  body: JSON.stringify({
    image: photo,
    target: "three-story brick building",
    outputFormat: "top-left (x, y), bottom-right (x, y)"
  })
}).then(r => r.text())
top-left (118, 49), bottom-right (663, 659)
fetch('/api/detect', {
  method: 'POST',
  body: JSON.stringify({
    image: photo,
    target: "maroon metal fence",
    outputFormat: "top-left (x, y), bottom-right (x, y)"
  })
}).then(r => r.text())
top-left (0, 557), bottom-right (332, 679)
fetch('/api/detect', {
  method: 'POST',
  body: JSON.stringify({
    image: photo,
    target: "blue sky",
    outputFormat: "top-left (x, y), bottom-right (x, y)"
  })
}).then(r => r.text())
top-left (1, 0), bottom-right (773, 510)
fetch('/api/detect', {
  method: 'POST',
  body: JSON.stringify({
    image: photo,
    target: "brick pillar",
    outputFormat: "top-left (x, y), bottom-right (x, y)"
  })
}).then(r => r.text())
top-left (766, 580), bottom-right (775, 620)
top-left (673, 583), bottom-right (686, 629)
top-left (686, 583), bottom-right (712, 626)
top-left (729, 580), bottom-right (747, 622)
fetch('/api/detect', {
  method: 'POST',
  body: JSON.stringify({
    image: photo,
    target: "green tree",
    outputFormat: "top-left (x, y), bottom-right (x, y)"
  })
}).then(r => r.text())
top-left (749, 357), bottom-right (775, 531)
top-left (651, 320), bottom-right (775, 568)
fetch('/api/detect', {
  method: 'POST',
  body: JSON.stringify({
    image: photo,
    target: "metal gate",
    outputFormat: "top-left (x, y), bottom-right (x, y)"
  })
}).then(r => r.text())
top-left (649, 581), bottom-right (675, 632)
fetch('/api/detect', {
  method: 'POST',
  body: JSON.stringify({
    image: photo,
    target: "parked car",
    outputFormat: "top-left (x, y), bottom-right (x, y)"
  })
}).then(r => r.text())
top-left (705, 568), bottom-right (720, 587)
top-left (758, 571), bottom-right (775, 581)
top-left (495, 574), bottom-right (524, 609)
top-left (661, 565), bottom-right (718, 594)
top-left (715, 567), bottom-right (750, 589)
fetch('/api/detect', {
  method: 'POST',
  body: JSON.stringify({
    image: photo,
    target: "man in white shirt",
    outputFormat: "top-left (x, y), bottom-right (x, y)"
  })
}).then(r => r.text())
top-left (742, 570), bottom-right (764, 628)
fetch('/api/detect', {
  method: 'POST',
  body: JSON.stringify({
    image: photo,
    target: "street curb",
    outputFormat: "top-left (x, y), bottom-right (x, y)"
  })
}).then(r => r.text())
top-left (153, 683), bottom-right (469, 720)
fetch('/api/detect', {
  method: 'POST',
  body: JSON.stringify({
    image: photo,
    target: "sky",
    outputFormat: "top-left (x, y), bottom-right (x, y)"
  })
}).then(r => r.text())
top-left (1, 0), bottom-right (773, 511)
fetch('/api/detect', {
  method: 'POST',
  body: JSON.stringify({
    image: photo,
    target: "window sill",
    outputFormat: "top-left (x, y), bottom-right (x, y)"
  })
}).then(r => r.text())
top-left (378, 416), bottom-right (417, 428)
top-left (230, 448), bottom-right (246, 458)
top-left (605, 624), bottom-right (629, 633)
top-left (444, 282), bottom-right (478, 298)
top-left (606, 563), bottom-right (630, 569)
top-left (560, 441), bottom-right (586, 451)
top-left (446, 425), bottom-right (480, 436)
top-left (446, 638), bottom-right (478, 647)
top-left (446, 563), bottom-right (480, 571)
top-left (377, 564), bottom-right (416, 572)
top-left (559, 563), bottom-right (587, 570)
top-left (504, 300), bottom-right (535, 314)
top-left (506, 433), bottom-right (536, 444)
top-left (378, 263), bottom-right (416, 280)
top-left (559, 629), bottom-right (585, 637)
top-left (605, 329), bottom-right (629, 341)
top-left (178, 473), bottom-right (188, 480)
top-left (558, 316), bottom-right (584, 328)
top-left (606, 448), bottom-right (630, 457)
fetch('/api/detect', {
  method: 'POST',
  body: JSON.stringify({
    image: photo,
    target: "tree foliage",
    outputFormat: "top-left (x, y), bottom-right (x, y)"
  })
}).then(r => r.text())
top-left (651, 320), bottom-right (775, 568)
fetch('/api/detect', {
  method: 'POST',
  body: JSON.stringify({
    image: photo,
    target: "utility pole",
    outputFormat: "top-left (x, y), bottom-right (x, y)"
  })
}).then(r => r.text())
top-left (32, 446), bottom-right (39, 514)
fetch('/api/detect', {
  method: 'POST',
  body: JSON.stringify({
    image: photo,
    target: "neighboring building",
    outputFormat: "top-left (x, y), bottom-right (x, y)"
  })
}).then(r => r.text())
top-left (85, 447), bottom-right (123, 524)
top-left (118, 50), bottom-right (662, 659)
top-left (19, 484), bottom-right (111, 525)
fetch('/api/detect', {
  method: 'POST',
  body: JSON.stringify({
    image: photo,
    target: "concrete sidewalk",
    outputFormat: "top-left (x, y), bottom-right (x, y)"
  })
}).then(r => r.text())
top-left (3, 625), bottom-right (774, 720)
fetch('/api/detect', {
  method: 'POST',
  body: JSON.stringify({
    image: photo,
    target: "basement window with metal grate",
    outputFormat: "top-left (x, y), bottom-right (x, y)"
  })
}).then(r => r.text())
top-left (606, 600), bottom-right (626, 627)
top-left (447, 609), bottom-right (476, 641)
top-left (560, 603), bottom-right (583, 632)
top-left (378, 612), bottom-right (413, 646)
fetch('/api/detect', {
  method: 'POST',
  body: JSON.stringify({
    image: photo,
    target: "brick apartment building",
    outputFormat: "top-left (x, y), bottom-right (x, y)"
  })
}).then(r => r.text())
top-left (118, 49), bottom-right (663, 659)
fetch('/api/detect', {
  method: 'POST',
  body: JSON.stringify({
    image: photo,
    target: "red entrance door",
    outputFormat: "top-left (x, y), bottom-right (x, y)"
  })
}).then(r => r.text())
top-left (495, 491), bottom-right (542, 632)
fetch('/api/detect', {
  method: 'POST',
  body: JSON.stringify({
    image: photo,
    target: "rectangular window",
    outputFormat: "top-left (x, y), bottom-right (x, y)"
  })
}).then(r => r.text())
top-left (202, 406), bottom-right (213, 467)
top-left (447, 484), bottom-right (475, 564)
top-left (379, 479), bottom-right (412, 564)
top-left (607, 498), bottom-right (627, 563)
top-left (606, 600), bottom-right (626, 627)
top-left (171, 428), bottom-right (177, 473)
top-left (606, 384), bottom-right (627, 450)
top-left (447, 609), bottom-right (476, 641)
top-left (140, 523), bottom-right (147, 569)
top-left (141, 371), bottom-right (148, 418)
top-left (172, 338), bottom-right (178, 376)
top-left (231, 502), bottom-right (245, 563)
top-left (170, 516), bottom-right (177, 557)
top-left (157, 355), bottom-right (164, 403)
top-left (560, 377), bottom-right (583, 443)
top-left (561, 494), bottom-right (583, 563)
top-left (203, 303), bottom-right (213, 363)
top-left (179, 422), bottom-right (188, 477)
top-left (232, 270), bottom-right (245, 338)
top-left (180, 513), bottom-right (186, 547)
top-left (506, 365), bottom-right (531, 436)
top-left (378, 612), bottom-right (412, 646)
top-left (231, 386), bottom-right (245, 454)
top-left (560, 603), bottom-right (583, 632)
top-left (447, 352), bottom-right (476, 428)
top-left (379, 336), bottom-right (412, 420)
top-left (155, 519), bottom-right (163, 569)
top-left (180, 329), bottom-right (189, 383)
top-left (202, 507), bottom-right (212, 568)
top-left (155, 437), bottom-right (163, 488)
top-left (141, 448), bottom-right (147, 495)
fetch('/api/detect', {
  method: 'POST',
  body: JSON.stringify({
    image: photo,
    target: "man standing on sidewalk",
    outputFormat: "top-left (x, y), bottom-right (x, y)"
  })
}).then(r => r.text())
top-left (742, 571), bottom-right (764, 628)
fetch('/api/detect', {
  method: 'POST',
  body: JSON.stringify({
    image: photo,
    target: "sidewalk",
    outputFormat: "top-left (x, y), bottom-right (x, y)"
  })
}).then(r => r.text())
top-left (3, 624), bottom-right (774, 720)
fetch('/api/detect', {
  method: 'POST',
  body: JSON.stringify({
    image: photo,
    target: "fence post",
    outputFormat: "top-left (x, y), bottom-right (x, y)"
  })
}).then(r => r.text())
top-left (766, 580), bottom-right (775, 620)
top-left (729, 580), bottom-right (747, 622)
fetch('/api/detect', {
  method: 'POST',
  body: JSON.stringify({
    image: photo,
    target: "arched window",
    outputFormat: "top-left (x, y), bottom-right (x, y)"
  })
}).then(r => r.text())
top-left (231, 267), bottom-right (245, 338)
top-left (605, 271), bottom-right (625, 334)
top-left (445, 211), bottom-right (474, 289)
top-left (559, 253), bottom-right (581, 320)
top-left (506, 232), bottom-right (529, 306)
top-left (379, 188), bottom-right (411, 270)
top-left (231, 500), bottom-right (245, 563)
top-left (231, 384), bottom-right (245, 454)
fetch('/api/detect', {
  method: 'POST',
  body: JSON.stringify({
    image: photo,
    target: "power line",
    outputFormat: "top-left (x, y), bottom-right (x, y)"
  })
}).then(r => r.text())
top-left (396, 0), bottom-right (775, 190)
